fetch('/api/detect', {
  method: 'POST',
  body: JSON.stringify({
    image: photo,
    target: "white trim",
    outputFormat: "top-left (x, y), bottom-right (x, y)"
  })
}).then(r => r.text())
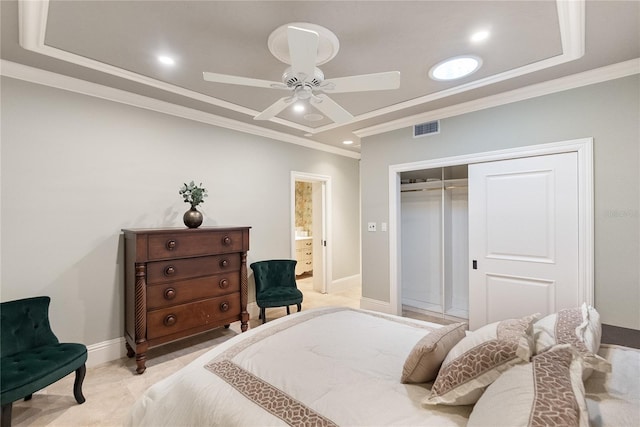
top-left (0, 60), bottom-right (360, 160)
top-left (86, 337), bottom-right (127, 368)
top-left (290, 171), bottom-right (333, 293)
top-left (388, 138), bottom-right (594, 316)
top-left (355, 59), bottom-right (640, 138)
top-left (18, 0), bottom-right (586, 135)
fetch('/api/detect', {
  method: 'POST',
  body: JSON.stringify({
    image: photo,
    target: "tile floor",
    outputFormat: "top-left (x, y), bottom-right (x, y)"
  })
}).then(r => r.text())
top-left (8, 276), bottom-right (449, 426)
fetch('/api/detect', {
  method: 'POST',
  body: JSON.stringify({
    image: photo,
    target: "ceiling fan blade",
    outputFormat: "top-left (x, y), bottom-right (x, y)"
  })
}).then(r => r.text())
top-left (254, 97), bottom-right (296, 121)
top-left (203, 72), bottom-right (284, 89)
top-left (323, 71), bottom-right (401, 93)
top-left (311, 94), bottom-right (353, 124)
top-left (287, 25), bottom-right (319, 78)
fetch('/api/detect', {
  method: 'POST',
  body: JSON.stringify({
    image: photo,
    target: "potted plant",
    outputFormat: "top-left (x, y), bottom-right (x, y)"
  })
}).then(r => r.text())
top-left (179, 181), bottom-right (208, 228)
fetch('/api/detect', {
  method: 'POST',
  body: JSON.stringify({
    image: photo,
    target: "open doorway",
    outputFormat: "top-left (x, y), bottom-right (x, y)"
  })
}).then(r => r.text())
top-left (291, 171), bottom-right (331, 294)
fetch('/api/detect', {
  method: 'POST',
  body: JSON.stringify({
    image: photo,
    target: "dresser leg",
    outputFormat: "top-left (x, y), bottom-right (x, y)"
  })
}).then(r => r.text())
top-left (135, 353), bottom-right (147, 374)
top-left (125, 342), bottom-right (135, 358)
top-left (241, 311), bottom-right (249, 332)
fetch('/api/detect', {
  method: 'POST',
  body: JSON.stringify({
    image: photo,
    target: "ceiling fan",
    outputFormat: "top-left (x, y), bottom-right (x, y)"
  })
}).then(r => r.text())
top-left (203, 24), bottom-right (401, 124)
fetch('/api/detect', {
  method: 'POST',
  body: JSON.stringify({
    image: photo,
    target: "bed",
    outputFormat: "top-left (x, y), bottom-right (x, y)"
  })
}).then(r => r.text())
top-left (126, 306), bottom-right (639, 427)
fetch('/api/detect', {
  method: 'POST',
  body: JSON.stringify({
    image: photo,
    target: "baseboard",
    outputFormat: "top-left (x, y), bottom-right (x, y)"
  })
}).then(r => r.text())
top-left (86, 336), bottom-right (127, 367)
top-left (247, 301), bottom-right (260, 318)
top-left (359, 297), bottom-right (394, 314)
top-left (329, 273), bottom-right (361, 293)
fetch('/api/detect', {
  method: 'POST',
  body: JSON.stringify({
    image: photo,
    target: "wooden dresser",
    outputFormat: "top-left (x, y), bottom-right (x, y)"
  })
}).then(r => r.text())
top-left (122, 226), bottom-right (250, 374)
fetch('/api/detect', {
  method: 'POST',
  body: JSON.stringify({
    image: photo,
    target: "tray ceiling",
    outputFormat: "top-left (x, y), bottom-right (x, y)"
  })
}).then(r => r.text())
top-left (1, 0), bottom-right (638, 156)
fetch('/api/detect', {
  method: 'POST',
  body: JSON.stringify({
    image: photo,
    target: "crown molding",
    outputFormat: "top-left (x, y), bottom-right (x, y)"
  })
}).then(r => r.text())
top-left (354, 58), bottom-right (640, 138)
top-left (18, 0), bottom-right (586, 135)
top-left (0, 60), bottom-right (361, 159)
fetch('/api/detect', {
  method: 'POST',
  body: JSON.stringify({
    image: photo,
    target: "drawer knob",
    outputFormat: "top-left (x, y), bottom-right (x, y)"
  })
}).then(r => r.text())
top-left (222, 236), bottom-right (232, 246)
top-left (166, 240), bottom-right (177, 250)
top-left (163, 314), bottom-right (177, 326)
top-left (164, 266), bottom-right (176, 276)
top-left (219, 279), bottom-right (229, 289)
top-left (219, 259), bottom-right (229, 268)
top-left (220, 302), bottom-right (230, 312)
top-left (164, 288), bottom-right (176, 300)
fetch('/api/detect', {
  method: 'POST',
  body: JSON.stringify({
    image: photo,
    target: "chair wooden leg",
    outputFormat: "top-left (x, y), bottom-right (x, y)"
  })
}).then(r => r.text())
top-left (73, 364), bottom-right (87, 404)
top-left (286, 306), bottom-right (290, 315)
top-left (261, 308), bottom-right (266, 324)
top-left (1, 402), bottom-right (12, 427)
top-left (297, 303), bottom-right (301, 312)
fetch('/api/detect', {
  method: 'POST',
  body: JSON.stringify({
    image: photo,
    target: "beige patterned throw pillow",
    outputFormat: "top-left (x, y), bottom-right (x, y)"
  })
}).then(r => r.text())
top-left (534, 303), bottom-right (610, 378)
top-left (423, 313), bottom-right (539, 406)
top-left (467, 344), bottom-right (589, 427)
top-left (401, 322), bottom-right (467, 384)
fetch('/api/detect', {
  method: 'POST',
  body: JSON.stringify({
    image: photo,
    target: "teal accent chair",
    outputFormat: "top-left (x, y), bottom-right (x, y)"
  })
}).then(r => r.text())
top-left (250, 260), bottom-right (303, 324)
top-left (1, 297), bottom-right (87, 427)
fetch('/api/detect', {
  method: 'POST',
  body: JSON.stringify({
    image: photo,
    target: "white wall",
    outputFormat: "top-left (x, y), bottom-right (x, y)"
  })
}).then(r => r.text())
top-left (0, 76), bottom-right (360, 346)
top-left (361, 75), bottom-right (640, 330)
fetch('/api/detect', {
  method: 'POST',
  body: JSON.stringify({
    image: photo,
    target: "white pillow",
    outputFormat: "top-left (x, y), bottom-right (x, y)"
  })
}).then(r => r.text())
top-left (423, 313), bottom-right (539, 406)
top-left (534, 303), bottom-right (610, 377)
top-left (401, 322), bottom-right (467, 384)
top-left (467, 344), bottom-right (589, 427)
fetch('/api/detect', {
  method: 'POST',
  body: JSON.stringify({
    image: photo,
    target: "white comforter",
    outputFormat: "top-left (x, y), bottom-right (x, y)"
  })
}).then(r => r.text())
top-left (127, 307), bottom-right (640, 427)
top-left (127, 307), bottom-right (472, 426)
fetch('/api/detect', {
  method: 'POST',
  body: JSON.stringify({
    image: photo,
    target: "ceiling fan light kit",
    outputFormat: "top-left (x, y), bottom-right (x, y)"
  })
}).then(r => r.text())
top-left (202, 22), bottom-right (401, 125)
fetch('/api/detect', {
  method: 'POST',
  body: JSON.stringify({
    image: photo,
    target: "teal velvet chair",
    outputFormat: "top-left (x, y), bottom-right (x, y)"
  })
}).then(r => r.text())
top-left (250, 260), bottom-right (303, 324)
top-left (1, 296), bottom-right (87, 427)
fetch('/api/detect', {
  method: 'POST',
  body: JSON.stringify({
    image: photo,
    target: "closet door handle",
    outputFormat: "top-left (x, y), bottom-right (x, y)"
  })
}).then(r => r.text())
top-left (472, 260), bottom-right (477, 270)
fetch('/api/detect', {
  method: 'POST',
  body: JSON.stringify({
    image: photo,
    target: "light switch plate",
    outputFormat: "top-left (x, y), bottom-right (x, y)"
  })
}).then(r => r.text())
top-left (367, 222), bottom-right (377, 232)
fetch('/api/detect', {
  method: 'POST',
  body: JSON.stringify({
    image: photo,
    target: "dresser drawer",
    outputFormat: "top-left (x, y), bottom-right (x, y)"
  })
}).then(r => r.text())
top-left (146, 293), bottom-right (241, 340)
top-left (147, 254), bottom-right (240, 284)
top-left (147, 274), bottom-right (240, 310)
top-left (148, 230), bottom-right (245, 260)
top-left (296, 239), bottom-right (313, 250)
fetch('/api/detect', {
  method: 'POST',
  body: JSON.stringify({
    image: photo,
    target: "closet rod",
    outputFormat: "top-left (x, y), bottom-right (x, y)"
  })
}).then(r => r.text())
top-left (400, 184), bottom-right (468, 193)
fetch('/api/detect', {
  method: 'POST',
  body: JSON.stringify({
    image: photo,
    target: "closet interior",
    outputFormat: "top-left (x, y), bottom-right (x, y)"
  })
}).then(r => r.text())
top-left (400, 165), bottom-right (469, 321)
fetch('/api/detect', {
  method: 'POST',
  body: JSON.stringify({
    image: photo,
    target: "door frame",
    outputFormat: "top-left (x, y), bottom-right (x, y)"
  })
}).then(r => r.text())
top-left (291, 171), bottom-right (332, 294)
top-left (388, 137), bottom-right (594, 316)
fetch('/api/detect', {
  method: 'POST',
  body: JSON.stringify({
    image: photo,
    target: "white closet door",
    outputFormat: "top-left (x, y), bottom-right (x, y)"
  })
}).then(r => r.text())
top-left (468, 152), bottom-right (579, 330)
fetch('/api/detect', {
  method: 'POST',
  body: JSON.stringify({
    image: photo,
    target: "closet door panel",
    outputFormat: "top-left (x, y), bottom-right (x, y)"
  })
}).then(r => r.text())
top-left (468, 152), bottom-right (579, 329)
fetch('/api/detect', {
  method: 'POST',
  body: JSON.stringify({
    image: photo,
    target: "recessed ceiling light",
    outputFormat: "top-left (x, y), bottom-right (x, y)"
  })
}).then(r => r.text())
top-left (342, 140), bottom-right (354, 145)
top-left (471, 30), bottom-right (490, 43)
top-left (157, 55), bottom-right (175, 66)
top-left (429, 56), bottom-right (482, 81)
top-left (293, 103), bottom-right (305, 113)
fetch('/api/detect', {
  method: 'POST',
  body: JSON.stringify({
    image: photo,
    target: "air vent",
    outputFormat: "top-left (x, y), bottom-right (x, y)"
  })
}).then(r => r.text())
top-left (413, 120), bottom-right (440, 138)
